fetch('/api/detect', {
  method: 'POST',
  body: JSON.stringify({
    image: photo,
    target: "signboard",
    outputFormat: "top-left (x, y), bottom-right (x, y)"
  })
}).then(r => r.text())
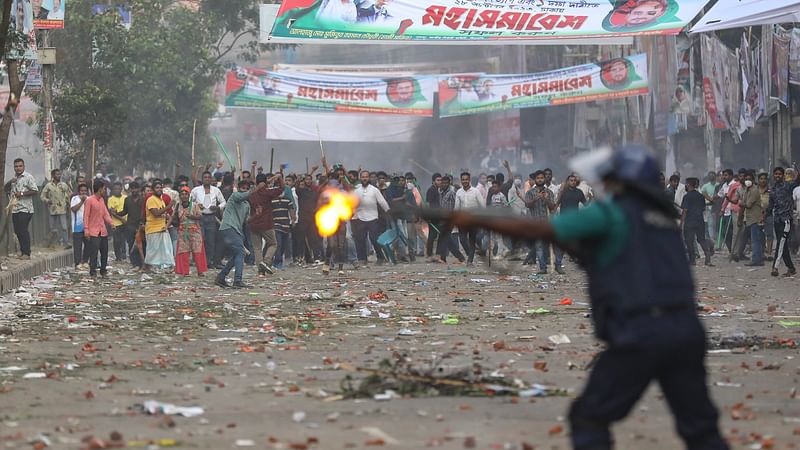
top-left (25, 63), bottom-right (42, 94)
top-left (270, 0), bottom-right (710, 43)
top-left (33, 0), bottom-right (66, 29)
top-left (439, 53), bottom-right (649, 117)
top-left (225, 68), bottom-right (436, 116)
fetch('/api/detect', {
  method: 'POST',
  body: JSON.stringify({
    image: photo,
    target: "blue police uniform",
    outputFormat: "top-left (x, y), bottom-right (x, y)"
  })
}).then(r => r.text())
top-left (551, 147), bottom-right (728, 450)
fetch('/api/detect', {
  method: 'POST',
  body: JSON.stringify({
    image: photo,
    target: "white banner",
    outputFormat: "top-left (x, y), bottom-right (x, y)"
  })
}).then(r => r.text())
top-left (266, 110), bottom-right (422, 142)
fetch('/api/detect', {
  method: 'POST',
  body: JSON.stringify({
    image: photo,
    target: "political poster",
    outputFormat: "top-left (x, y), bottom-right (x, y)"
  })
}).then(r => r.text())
top-left (701, 34), bottom-right (731, 130)
top-left (33, 0), bottom-right (66, 29)
top-left (11, 0), bottom-right (33, 34)
top-left (790, 29), bottom-right (800, 86)
top-left (225, 67), bottom-right (436, 116)
top-left (270, 0), bottom-right (710, 43)
top-left (438, 53), bottom-right (649, 118)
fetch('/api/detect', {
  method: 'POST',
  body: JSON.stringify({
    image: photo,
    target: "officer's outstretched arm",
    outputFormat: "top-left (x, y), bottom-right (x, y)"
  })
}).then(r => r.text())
top-left (449, 211), bottom-right (556, 242)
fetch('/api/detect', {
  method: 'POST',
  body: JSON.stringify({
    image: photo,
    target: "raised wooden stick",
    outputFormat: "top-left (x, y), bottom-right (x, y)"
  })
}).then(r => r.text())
top-left (191, 119), bottom-right (197, 167)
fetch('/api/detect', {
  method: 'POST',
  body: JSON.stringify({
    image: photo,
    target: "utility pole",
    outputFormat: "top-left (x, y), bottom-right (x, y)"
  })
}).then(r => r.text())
top-left (40, 32), bottom-right (56, 178)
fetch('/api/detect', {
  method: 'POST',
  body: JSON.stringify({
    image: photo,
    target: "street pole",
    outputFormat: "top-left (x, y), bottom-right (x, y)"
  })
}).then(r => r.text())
top-left (41, 31), bottom-right (53, 178)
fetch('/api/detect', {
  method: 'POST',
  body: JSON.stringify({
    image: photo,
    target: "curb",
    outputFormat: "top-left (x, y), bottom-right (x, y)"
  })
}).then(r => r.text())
top-left (0, 250), bottom-right (73, 294)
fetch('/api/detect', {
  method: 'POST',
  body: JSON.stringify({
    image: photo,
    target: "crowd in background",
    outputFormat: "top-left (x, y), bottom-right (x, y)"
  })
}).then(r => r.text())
top-left (6, 153), bottom-right (800, 286)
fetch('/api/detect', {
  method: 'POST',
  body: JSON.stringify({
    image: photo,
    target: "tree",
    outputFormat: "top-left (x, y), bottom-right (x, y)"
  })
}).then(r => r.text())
top-left (51, 0), bottom-right (277, 175)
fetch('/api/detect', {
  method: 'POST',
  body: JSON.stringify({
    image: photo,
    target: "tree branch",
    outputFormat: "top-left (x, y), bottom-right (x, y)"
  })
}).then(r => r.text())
top-left (212, 28), bottom-right (256, 64)
top-left (0, 0), bottom-right (12, 63)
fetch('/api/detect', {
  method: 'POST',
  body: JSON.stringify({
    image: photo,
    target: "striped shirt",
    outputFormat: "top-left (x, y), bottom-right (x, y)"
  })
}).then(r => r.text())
top-left (271, 196), bottom-right (293, 234)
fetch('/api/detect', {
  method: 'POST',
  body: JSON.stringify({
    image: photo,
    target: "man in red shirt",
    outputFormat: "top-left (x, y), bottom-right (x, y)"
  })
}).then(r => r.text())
top-left (248, 173), bottom-right (284, 275)
top-left (83, 179), bottom-right (115, 277)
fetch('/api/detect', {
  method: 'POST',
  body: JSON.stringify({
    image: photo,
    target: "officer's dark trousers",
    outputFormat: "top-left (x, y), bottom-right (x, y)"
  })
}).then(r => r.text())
top-left (569, 311), bottom-right (728, 450)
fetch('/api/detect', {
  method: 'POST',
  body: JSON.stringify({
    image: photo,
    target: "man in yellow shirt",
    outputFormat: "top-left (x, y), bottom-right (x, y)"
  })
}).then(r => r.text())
top-left (144, 180), bottom-right (174, 272)
top-left (107, 182), bottom-right (128, 261)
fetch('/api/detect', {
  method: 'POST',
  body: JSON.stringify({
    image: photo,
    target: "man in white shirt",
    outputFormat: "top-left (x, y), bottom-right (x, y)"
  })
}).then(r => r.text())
top-left (191, 171), bottom-right (227, 268)
top-left (352, 170), bottom-right (391, 266)
top-left (455, 172), bottom-right (486, 265)
top-left (544, 168), bottom-right (561, 198)
top-left (70, 183), bottom-right (89, 268)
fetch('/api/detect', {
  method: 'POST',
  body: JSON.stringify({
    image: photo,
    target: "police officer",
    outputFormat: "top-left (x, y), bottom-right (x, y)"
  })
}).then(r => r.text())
top-left (440, 145), bottom-right (728, 450)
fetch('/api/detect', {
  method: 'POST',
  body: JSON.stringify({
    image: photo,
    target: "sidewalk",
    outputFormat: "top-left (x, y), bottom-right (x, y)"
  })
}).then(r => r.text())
top-left (0, 247), bottom-right (73, 294)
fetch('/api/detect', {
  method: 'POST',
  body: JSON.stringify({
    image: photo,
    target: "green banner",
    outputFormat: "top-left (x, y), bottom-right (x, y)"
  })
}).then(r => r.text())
top-left (439, 54), bottom-right (649, 117)
top-left (225, 67), bottom-right (436, 116)
top-left (270, 0), bottom-right (711, 43)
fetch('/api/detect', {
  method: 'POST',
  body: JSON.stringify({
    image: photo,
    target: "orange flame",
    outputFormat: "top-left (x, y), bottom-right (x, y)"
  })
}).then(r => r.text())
top-left (315, 189), bottom-right (359, 237)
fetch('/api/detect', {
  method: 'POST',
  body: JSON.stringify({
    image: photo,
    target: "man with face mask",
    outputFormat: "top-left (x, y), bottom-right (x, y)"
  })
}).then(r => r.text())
top-left (741, 172), bottom-right (765, 266)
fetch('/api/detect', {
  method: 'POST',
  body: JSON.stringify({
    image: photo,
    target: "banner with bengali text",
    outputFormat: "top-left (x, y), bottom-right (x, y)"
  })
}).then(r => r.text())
top-left (270, 0), bottom-right (711, 43)
top-left (439, 53), bottom-right (649, 117)
top-left (225, 67), bottom-right (436, 116)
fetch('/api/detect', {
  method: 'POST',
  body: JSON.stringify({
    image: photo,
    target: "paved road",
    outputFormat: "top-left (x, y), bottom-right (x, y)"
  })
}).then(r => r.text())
top-left (0, 258), bottom-right (798, 449)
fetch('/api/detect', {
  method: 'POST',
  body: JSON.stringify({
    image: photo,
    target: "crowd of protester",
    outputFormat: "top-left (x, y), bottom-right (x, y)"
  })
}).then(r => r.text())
top-left (6, 155), bottom-right (800, 287)
top-left (670, 166), bottom-right (800, 276)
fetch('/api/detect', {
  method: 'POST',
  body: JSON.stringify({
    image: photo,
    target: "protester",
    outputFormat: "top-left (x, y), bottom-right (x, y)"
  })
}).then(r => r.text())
top-left (681, 177), bottom-right (713, 267)
top-left (248, 173), bottom-right (284, 275)
top-left (173, 187), bottom-right (207, 277)
top-left (70, 184), bottom-right (89, 268)
top-left (9, 158), bottom-right (39, 259)
top-left (436, 175), bottom-right (465, 264)
top-left (294, 172), bottom-right (322, 264)
top-left (488, 179), bottom-right (508, 258)
top-left (83, 179), bottom-right (115, 278)
top-left (524, 170), bottom-right (558, 274)
top-left (455, 172), bottom-right (485, 265)
top-left (321, 172), bottom-right (349, 275)
top-left (120, 182), bottom-right (144, 268)
top-left (700, 171), bottom-right (718, 247)
top-left (108, 182), bottom-right (128, 261)
top-left (216, 179), bottom-right (267, 288)
top-left (144, 180), bottom-right (175, 272)
top-left (191, 171), bottom-right (226, 269)
top-left (271, 190), bottom-right (295, 268)
top-left (352, 170), bottom-right (390, 266)
top-left (741, 172), bottom-right (765, 267)
top-left (424, 173), bottom-right (442, 260)
top-left (767, 167), bottom-right (798, 277)
top-left (557, 174), bottom-right (587, 212)
top-left (40, 168), bottom-right (72, 249)
top-left (385, 174), bottom-right (412, 262)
